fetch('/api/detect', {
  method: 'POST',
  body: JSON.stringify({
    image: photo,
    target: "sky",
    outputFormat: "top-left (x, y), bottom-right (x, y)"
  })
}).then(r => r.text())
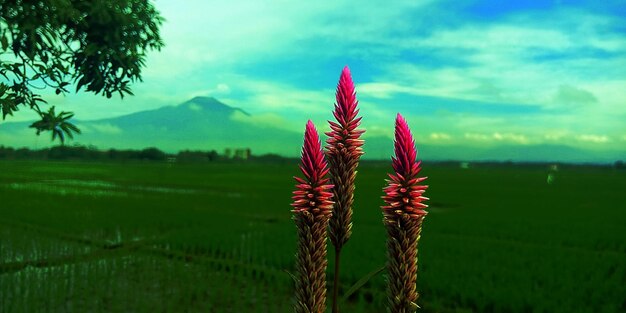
top-left (8, 0), bottom-right (626, 153)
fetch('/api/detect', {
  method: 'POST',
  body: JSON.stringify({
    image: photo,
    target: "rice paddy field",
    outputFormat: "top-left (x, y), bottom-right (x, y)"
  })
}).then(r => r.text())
top-left (0, 159), bottom-right (625, 312)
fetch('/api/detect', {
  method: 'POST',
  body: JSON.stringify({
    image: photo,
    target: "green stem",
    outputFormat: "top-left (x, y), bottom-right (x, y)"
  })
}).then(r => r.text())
top-left (332, 246), bottom-right (341, 313)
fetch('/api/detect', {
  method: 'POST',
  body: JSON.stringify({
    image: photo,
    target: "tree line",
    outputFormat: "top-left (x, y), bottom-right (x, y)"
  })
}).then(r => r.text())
top-left (0, 145), bottom-right (297, 163)
top-left (0, 145), bottom-right (223, 162)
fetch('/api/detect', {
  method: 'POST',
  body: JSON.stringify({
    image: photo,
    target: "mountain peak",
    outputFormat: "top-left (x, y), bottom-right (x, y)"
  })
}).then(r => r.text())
top-left (181, 96), bottom-right (249, 116)
top-left (184, 96), bottom-right (225, 108)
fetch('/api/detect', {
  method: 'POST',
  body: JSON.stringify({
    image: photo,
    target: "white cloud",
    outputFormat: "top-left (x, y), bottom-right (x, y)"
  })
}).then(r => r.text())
top-left (146, 0), bottom-right (435, 79)
top-left (233, 79), bottom-right (335, 115)
top-left (358, 83), bottom-right (408, 99)
top-left (188, 83), bottom-right (231, 100)
top-left (364, 9), bottom-right (626, 111)
top-left (361, 125), bottom-right (393, 138)
top-left (464, 132), bottom-right (491, 141)
top-left (576, 134), bottom-right (610, 143)
top-left (464, 132), bottom-right (529, 144)
top-left (429, 132), bottom-right (451, 141)
top-left (230, 110), bottom-right (298, 132)
top-left (417, 25), bottom-right (572, 51)
top-left (543, 131), bottom-right (569, 141)
top-left (495, 132), bottom-right (529, 144)
top-left (7, 1), bottom-right (620, 154)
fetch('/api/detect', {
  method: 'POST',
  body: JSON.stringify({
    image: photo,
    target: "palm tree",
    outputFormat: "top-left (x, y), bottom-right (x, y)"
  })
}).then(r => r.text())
top-left (29, 106), bottom-right (80, 144)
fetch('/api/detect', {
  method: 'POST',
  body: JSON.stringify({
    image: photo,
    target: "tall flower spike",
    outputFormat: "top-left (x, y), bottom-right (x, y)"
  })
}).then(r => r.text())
top-left (325, 66), bottom-right (365, 313)
top-left (382, 114), bottom-right (428, 313)
top-left (292, 120), bottom-right (334, 313)
top-left (326, 66), bottom-right (365, 249)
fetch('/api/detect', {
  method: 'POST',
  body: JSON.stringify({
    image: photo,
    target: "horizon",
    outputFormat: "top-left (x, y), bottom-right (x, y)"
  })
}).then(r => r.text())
top-left (1, 95), bottom-right (625, 163)
top-left (1, 142), bottom-right (623, 166)
top-left (2, 0), bottom-right (625, 161)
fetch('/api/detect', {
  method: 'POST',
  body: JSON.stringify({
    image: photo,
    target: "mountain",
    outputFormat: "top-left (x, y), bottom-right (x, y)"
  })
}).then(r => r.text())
top-left (0, 97), bottom-right (303, 156)
top-left (80, 96), bottom-right (306, 155)
top-left (361, 136), bottom-right (621, 163)
top-left (0, 97), bottom-right (623, 163)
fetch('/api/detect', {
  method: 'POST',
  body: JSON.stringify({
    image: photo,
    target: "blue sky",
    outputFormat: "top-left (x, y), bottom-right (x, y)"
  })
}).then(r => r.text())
top-left (10, 0), bottom-right (626, 151)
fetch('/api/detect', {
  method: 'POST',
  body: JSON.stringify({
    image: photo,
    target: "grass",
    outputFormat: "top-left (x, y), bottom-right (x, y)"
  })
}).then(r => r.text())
top-left (1, 159), bottom-right (625, 312)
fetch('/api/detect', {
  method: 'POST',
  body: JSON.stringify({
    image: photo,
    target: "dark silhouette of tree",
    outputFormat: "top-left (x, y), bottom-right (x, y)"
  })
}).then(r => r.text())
top-left (28, 106), bottom-right (79, 144)
top-left (139, 147), bottom-right (165, 160)
top-left (0, 0), bottom-right (164, 143)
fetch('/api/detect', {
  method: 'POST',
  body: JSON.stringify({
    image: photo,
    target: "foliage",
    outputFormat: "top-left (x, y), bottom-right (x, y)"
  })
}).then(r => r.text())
top-left (28, 106), bottom-right (80, 142)
top-left (0, 0), bottom-right (164, 143)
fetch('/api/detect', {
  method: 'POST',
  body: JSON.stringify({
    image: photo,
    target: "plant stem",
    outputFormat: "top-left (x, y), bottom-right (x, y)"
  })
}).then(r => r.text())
top-left (332, 246), bottom-right (341, 313)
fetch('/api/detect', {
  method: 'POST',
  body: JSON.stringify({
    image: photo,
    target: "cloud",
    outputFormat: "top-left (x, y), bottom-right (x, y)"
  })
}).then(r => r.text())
top-left (358, 83), bottom-right (408, 99)
top-left (543, 131), bottom-right (569, 141)
top-left (551, 85), bottom-right (598, 108)
top-left (464, 133), bottom-right (491, 141)
top-left (188, 83), bottom-right (231, 100)
top-left (464, 132), bottom-right (529, 144)
top-left (146, 0), bottom-right (435, 78)
top-left (576, 134), bottom-right (610, 143)
top-left (363, 9), bottom-right (625, 109)
top-left (429, 132), bottom-right (452, 141)
top-left (230, 110), bottom-right (298, 132)
top-left (417, 25), bottom-right (572, 51)
top-left (8, 1), bottom-right (621, 156)
top-left (232, 79), bottom-right (335, 115)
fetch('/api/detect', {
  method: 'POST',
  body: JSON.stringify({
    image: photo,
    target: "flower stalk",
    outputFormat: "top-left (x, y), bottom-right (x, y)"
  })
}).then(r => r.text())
top-left (292, 120), bottom-right (334, 313)
top-left (325, 66), bottom-right (365, 313)
top-left (382, 114), bottom-right (428, 313)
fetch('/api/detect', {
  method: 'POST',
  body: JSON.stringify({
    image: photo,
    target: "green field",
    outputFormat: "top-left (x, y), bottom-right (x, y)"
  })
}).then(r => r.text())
top-left (1, 160), bottom-right (625, 312)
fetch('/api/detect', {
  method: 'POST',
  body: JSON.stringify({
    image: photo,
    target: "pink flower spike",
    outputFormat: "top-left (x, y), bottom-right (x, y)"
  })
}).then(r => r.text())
top-left (292, 120), bottom-right (334, 216)
top-left (392, 113), bottom-right (418, 178)
top-left (292, 123), bottom-right (334, 313)
top-left (326, 65), bottom-right (366, 313)
top-left (382, 113), bottom-right (428, 219)
top-left (326, 66), bottom-right (366, 250)
top-left (326, 66), bottom-right (364, 155)
top-left (336, 66), bottom-right (358, 116)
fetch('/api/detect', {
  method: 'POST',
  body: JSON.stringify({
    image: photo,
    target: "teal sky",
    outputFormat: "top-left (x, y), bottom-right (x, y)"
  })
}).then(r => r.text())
top-left (9, 0), bottom-right (626, 152)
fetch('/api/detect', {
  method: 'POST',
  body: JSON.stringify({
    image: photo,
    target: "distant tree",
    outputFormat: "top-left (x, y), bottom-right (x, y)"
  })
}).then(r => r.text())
top-left (177, 149), bottom-right (218, 162)
top-left (207, 150), bottom-right (218, 161)
top-left (14, 147), bottom-right (33, 159)
top-left (0, 0), bottom-right (164, 144)
top-left (251, 153), bottom-right (290, 164)
top-left (138, 147), bottom-right (165, 160)
top-left (0, 145), bottom-right (15, 158)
